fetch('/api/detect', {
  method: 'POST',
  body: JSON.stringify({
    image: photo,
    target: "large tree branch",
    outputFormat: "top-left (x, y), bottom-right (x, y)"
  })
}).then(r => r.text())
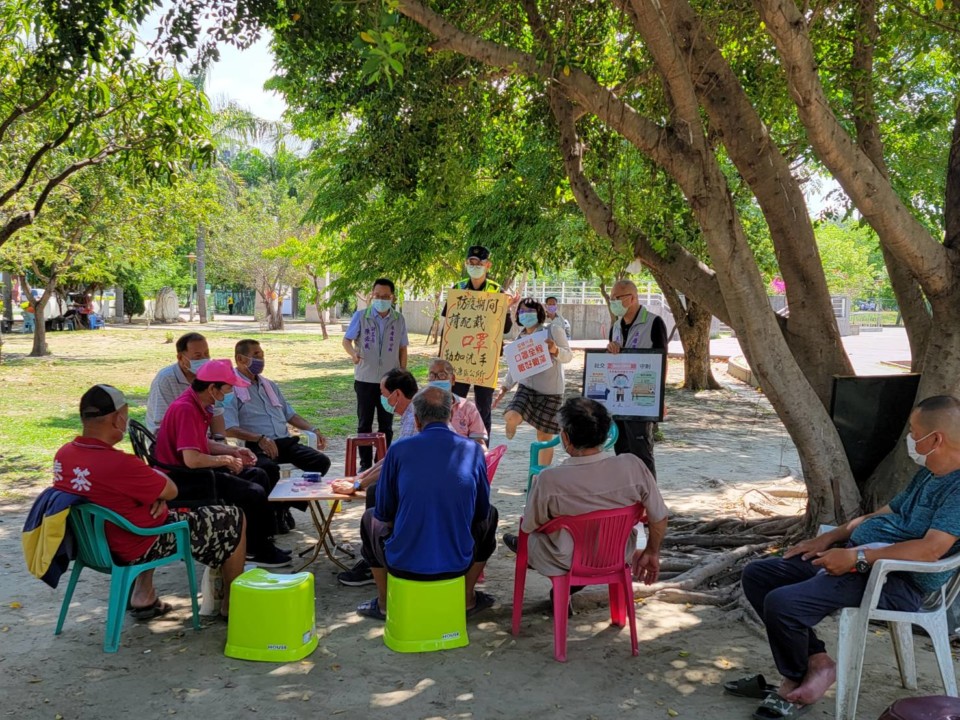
top-left (0, 120), bottom-right (78, 209)
top-left (849, 0), bottom-right (931, 368)
top-left (0, 143), bottom-right (124, 248)
top-left (0, 85), bottom-right (58, 144)
top-left (630, 0), bottom-right (853, 389)
top-left (547, 87), bottom-right (730, 324)
top-left (754, 0), bottom-right (953, 297)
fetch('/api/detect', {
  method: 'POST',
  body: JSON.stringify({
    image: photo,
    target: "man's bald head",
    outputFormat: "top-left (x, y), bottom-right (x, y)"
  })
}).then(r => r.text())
top-left (413, 385), bottom-right (453, 428)
top-left (912, 395), bottom-right (960, 444)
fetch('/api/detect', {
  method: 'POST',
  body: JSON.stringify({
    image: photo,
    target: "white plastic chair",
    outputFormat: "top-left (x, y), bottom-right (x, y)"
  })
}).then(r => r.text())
top-left (835, 552), bottom-right (960, 720)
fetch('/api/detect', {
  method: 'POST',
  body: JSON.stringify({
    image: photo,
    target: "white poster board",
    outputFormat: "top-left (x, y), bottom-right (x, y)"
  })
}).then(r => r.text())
top-left (504, 330), bottom-right (550, 382)
top-left (582, 349), bottom-right (666, 421)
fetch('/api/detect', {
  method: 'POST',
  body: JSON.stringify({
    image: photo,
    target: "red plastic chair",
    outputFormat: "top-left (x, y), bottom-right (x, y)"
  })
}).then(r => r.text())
top-left (511, 503), bottom-right (646, 662)
top-left (484, 444), bottom-right (507, 485)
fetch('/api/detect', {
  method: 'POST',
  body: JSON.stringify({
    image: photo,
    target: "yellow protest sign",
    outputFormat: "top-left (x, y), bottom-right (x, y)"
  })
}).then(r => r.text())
top-left (440, 289), bottom-right (509, 389)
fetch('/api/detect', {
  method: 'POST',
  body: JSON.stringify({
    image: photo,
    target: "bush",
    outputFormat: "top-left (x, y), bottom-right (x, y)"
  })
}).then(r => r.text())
top-left (123, 284), bottom-right (145, 322)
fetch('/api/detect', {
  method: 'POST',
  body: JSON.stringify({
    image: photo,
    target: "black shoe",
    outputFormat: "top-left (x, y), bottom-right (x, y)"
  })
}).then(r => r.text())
top-left (503, 533), bottom-right (519, 553)
top-left (250, 545), bottom-right (293, 568)
top-left (337, 559), bottom-right (374, 587)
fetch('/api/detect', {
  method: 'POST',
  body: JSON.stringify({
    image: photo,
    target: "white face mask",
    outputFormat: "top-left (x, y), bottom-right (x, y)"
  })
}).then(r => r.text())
top-left (905, 430), bottom-right (937, 467)
top-left (466, 264), bottom-right (486, 280)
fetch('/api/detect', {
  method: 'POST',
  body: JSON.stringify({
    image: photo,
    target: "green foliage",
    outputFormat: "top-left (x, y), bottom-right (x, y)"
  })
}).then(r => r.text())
top-left (122, 282), bottom-right (145, 319)
top-left (814, 221), bottom-right (890, 299)
top-left (0, 0), bottom-right (215, 247)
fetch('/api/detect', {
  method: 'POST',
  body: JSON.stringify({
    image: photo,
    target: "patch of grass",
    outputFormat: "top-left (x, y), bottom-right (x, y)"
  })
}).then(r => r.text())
top-left (0, 327), bottom-right (441, 503)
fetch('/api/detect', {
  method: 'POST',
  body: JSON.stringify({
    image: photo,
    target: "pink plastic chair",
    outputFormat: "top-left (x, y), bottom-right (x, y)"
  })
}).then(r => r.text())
top-left (511, 503), bottom-right (646, 662)
top-left (484, 444), bottom-right (508, 485)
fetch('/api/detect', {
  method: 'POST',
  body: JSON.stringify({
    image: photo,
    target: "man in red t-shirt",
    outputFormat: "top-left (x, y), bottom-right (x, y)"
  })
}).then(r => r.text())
top-left (55, 385), bottom-right (247, 618)
top-left (154, 360), bottom-right (290, 567)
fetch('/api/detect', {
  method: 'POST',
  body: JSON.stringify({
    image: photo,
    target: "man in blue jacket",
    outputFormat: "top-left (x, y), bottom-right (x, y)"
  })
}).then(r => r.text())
top-left (354, 386), bottom-right (499, 620)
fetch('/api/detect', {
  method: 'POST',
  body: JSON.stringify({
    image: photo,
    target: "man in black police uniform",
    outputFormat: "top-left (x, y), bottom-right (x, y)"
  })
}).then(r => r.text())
top-left (441, 245), bottom-right (517, 438)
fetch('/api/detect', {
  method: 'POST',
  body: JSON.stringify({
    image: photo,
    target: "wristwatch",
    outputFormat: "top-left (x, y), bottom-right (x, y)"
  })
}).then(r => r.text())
top-left (855, 549), bottom-right (870, 574)
top-left (353, 480), bottom-right (362, 492)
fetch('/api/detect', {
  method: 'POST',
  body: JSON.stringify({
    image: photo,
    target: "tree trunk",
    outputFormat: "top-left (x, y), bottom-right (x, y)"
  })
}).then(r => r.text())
top-left (196, 227), bottom-right (207, 324)
top-left (114, 285), bottom-right (124, 324)
top-left (658, 278), bottom-right (721, 391)
top-left (2, 272), bottom-right (12, 322)
top-left (26, 277), bottom-right (57, 357)
top-left (311, 274), bottom-right (329, 339)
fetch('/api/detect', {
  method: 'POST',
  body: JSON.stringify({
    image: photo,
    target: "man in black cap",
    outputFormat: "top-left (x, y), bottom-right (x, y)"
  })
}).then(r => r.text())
top-left (52, 385), bottom-right (248, 618)
top-left (441, 245), bottom-right (517, 437)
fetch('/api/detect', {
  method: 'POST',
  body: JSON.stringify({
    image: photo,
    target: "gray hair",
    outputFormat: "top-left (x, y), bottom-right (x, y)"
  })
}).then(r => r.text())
top-left (413, 386), bottom-right (453, 426)
top-left (429, 357), bottom-right (456, 376)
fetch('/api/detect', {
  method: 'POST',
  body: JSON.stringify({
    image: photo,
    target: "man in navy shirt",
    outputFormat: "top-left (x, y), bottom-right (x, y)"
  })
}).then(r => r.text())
top-left (734, 395), bottom-right (960, 718)
top-left (355, 386), bottom-right (499, 621)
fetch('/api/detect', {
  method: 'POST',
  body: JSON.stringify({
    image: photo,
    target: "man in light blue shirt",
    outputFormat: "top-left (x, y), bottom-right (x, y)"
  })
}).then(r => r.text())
top-left (223, 339), bottom-right (331, 532)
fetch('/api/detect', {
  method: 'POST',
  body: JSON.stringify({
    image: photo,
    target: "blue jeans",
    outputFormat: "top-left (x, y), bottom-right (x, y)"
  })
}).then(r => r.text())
top-left (741, 554), bottom-right (922, 681)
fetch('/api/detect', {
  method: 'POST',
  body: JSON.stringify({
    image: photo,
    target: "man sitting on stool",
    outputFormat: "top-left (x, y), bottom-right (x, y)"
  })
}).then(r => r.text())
top-left (354, 386), bottom-right (498, 620)
top-left (224, 339), bottom-right (331, 533)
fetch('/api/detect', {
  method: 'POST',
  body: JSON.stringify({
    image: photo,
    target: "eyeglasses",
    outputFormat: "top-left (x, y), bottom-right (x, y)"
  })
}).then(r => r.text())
top-left (612, 293), bottom-right (636, 301)
top-left (428, 371), bottom-right (451, 380)
top-left (466, 259), bottom-right (486, 267)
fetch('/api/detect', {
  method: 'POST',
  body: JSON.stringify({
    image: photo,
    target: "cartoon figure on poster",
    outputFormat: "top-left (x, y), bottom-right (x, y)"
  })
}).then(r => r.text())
top-left (611, 374), bottom-right (629, 403)
top-left (605, 360), bottom-right (639, 409)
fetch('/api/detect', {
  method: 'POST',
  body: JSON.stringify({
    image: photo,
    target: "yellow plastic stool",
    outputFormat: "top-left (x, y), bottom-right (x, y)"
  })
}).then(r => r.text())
top-left (383, 575), bottom-right (469, 653)
top-left (225, 568), bottom-right (318, 662)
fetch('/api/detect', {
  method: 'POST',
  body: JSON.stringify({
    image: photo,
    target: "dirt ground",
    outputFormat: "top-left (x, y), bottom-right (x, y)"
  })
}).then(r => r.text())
top-left (0, 356), bottom-right (952, 720)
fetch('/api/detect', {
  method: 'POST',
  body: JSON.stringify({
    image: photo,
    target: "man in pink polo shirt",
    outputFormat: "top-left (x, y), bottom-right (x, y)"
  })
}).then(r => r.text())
top-left (154, 360), bottom-right (290, 567)
top-left (427, 358), bottom-right (487, 448)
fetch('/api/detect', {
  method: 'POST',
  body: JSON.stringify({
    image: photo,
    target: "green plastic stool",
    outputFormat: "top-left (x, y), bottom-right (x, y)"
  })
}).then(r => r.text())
top-left (225, 568), bottom-right (318, 662)
top-left (384, 575), bottom-right (469, 653)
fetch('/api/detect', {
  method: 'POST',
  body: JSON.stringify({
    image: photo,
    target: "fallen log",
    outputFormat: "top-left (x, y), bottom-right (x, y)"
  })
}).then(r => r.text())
top-left (666, 533), bottom-right (770, 547)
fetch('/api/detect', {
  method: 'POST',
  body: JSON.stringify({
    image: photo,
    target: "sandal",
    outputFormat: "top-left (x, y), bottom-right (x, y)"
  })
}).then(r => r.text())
top-left (467, 590), bottom-right (496, 617)
top-left (357, 597), bottom-right (386, 621)
top-left (723, 673), bottom-right (777, 699)
top-left (129, 599), bottom-right (174, 620)
top-left (752, 694), bottom-right (811, 720)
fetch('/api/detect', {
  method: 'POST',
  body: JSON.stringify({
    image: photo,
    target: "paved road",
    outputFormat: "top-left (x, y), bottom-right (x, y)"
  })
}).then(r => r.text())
top-left (570, 327), bottom-right (911, 376)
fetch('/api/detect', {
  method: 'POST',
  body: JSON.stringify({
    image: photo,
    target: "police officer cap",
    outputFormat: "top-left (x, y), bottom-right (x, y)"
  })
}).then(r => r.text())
top-left (466, 245), bottom-right (490, 261)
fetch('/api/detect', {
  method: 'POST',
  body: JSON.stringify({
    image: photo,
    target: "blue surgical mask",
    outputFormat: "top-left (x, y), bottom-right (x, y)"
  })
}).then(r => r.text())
top-left (380, 395), bottom-right (396, 414)
top-left (189, 358), bottom-right (209, 374)
top-left (371, 298), bottom-right (392, 313)
top-left (429, 380), bottom-right (452, 392)
top-left (610, 300), bottom-right (627, 318)
top-left (518, 312), bottom-right (539, 328)
top-left (466, 265), bottom-right (486, 280)
top-left (245, 357), bottom-right (265, 376)
top-left (215, 391), bottom-right (234, 410)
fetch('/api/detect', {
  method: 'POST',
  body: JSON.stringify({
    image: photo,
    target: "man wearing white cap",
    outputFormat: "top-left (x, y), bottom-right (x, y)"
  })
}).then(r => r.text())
top-left (154, 360), bottom-right (290, 567)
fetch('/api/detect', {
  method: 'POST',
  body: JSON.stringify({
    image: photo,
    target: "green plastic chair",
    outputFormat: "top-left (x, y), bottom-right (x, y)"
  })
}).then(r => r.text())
top-left (526, 423), bottom-right (618, 493)
top-left (55, 504), bottom-right (201, 653)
